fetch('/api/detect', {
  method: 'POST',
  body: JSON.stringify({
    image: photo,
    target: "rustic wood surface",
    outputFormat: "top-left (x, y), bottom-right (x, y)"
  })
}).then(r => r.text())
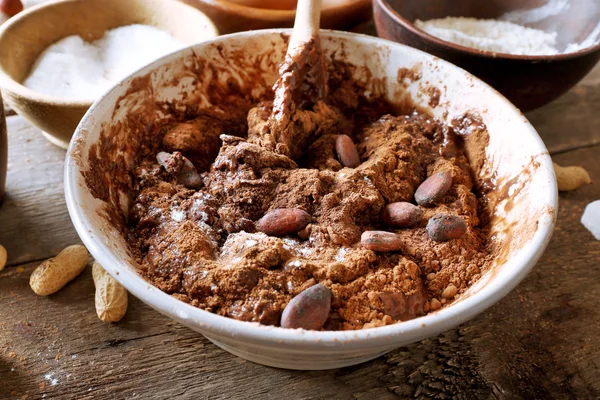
top-left (1, 54), bottom-right (599, 400)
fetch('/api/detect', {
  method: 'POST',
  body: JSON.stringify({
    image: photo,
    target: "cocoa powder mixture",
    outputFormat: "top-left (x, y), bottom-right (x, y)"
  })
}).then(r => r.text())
top-left (84, 42), bottom-right (494, 330)
top-left (122, 73), bottom-right (492, 331)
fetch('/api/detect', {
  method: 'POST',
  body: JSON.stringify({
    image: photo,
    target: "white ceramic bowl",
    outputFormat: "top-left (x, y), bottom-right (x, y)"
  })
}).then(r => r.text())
top-left (64, 30), bottom-right (557, 370)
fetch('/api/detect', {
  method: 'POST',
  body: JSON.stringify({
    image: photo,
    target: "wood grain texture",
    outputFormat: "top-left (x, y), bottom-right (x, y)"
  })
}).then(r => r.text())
top-left (0, 116), bottom-right (82, 267)
top-left (528, 84), bottom-right (600, 155)
top-left (525, 63), bottom-right (600, 155)
top-left (0, 49), bottom-right (599, 400)
top-left (0, 143), bottom-right (598, 399)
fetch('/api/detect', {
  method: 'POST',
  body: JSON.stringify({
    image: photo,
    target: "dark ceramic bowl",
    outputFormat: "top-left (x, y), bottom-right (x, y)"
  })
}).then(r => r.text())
top-left (373, 0), bottom-right (600, 111)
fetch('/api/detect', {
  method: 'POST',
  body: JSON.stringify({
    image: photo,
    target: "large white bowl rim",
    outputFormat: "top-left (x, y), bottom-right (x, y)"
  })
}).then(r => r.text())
top-left (64, 29), bottom-right (557, 351)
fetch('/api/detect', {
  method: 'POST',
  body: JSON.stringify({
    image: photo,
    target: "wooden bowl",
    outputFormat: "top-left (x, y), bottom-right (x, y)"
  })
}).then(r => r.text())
top-left (0, 0), bottom-right (219, 149)
top-left (180, 0), bottom-right (372, 34)
top-left (373, 0), bottom-right (600, 111)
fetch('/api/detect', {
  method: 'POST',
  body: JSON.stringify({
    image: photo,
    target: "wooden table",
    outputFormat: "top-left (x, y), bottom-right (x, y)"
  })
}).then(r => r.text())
top-left (1, 60), bottom-right (599, 400)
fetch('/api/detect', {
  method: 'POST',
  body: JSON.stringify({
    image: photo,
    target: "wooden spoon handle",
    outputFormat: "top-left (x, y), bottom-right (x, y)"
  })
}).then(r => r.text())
top-left (288, 0), bottom-right (322, 54)
top-left (268, 0), bottom-right (325, 160)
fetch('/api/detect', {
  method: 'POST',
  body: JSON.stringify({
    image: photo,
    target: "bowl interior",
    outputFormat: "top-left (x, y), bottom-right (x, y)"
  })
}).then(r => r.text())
top-left (65, 30), bottom-right (556, 348)
top-left (0, 0), bottom-right (218, 89)
top-left (386, 0), bottom-right (600, 51)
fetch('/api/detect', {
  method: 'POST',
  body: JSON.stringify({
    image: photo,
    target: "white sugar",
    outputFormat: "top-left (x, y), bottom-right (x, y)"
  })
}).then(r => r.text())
top-left (23, 24), bottom-right (185, 100)
top-left (581, 200), bottom-right (600, 240)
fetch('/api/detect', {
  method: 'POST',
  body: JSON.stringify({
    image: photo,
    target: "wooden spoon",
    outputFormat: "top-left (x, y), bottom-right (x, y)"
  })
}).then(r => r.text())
top-left (269, 0), bottom-right (327, 160)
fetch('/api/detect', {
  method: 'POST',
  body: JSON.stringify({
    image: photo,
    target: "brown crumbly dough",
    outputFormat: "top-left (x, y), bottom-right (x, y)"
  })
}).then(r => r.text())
top-left (126, 74), bottom-right (493, 329)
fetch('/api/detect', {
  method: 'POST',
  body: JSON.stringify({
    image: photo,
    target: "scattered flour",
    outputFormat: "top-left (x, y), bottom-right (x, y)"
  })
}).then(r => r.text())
top-left (415, 16), bottom-right (599, 55)
top-left (44, 371), bottom-right (59, 386)
top-left (23, 24), bottom-right (185, 100)
top-left (581, 200), bottom-right (600, 240)
top-left (335, 247), bottom-right (349, 262)
top-left (170, 208), bottom-right (186, 222)
top-left (244, 239), bottom-right (258, 248)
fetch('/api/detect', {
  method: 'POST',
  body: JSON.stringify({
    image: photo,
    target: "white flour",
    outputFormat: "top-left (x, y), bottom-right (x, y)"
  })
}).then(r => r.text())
top-left (414, 17), bottom-right (561, 55)
top-left (23, 24), bottom-right (185, 100)
top-left (415, 16), bottom-right (599, 56)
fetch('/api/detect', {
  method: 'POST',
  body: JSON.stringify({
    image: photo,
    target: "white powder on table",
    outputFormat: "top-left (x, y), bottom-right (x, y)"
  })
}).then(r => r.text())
top-left (414, 17), bottom-right (561, 55)
top-left (23, 24), bottom-right (185, 100)
top-left (581, 200), bottom-right (600, 240)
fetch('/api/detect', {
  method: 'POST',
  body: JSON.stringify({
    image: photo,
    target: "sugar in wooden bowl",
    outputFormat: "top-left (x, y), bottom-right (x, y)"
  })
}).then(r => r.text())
top-left (23, 24), bottom-right (185, 101)
top-left (0, 0), bottom-right (218, 149)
